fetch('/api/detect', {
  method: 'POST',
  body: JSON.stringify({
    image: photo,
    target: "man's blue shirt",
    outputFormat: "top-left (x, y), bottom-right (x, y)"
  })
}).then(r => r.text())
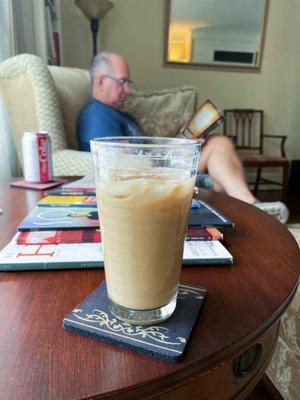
top-left (77, 99), bottom-right (144, 151)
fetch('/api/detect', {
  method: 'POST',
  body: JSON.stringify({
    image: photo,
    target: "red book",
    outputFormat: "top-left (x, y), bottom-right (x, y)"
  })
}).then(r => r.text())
top-left (16, 229), bottom-right (101, 245)
top-left (17, 227), bottom-right (222, 245)
top-left (186, 226), bottom-right (223, 241)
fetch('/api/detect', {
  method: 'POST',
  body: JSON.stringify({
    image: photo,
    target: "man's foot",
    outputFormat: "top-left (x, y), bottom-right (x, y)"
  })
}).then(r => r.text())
top-left (254, 201), bottom-right (289, 224)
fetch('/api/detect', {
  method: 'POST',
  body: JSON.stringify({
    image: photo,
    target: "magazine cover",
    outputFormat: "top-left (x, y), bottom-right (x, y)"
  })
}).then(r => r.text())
top-left (18, 206), bottom-right (99, 231)
top-left (37, 195), bottom-right (97, 207)
top-left (18, 201), bottom-right (232, 231)
top-left (0, 235), bottom-right (233, 270)
top-left (188, 199), bottom-right (233, 227)
top-left (16, 229), bottom-right (101, 244)
top-left (0, 237), bottom-right (103, 270)
top-left (45, 174), bottom-right (96, 195)
top-left (16, 227), bottom-right (220, 244)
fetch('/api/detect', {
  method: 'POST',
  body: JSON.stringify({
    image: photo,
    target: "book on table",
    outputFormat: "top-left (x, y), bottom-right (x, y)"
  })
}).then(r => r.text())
top-left (17, 200), bottom-right (233, 231)
top-left (186, 226), bottom-right (223, 241)
top-left (17, 206), bottom-right (99, 231)
top-left (15, 226), bottom-right (222, 245)
top-left (45, 174), bottom-right (96, 196)
top-left (37, 195), bottom-right (97, 208)
top-left (0, 234), bottom-right (233, 271)
top-left (16, 229), bottom-right (101, 245)
top-left (189, 199), bottom-right (233, 227)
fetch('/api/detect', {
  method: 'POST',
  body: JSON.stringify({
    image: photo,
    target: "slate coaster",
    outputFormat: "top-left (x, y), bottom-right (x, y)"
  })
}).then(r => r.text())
top-left (63, 281), bottom-right (207, 362)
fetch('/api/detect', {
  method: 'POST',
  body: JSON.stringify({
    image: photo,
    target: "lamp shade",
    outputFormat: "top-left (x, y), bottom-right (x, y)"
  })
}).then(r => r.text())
top-left (75, 0), bottom-right (114, 21)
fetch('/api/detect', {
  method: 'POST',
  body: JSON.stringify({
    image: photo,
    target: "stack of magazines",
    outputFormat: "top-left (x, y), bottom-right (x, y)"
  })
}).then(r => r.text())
top-left (0, 175), bottom-right (234, 271)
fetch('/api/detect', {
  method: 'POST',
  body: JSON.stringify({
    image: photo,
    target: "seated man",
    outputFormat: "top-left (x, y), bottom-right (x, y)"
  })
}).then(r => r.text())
top-left (77, 51), bottom-right (289, 224)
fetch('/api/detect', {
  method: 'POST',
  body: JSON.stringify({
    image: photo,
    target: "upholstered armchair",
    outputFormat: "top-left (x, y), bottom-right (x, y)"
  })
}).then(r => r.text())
top-left (0, 53), bottom-right (197, 176)
top-left (0, 54), bottom-right (92, 175)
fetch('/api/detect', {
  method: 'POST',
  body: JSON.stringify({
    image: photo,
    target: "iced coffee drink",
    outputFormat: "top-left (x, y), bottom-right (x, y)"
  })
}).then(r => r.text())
top-left (92, 137), bottom-right (200, 324)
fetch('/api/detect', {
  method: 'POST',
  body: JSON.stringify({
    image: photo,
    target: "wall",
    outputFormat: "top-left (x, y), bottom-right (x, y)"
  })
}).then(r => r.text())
top-left (60, 0), bottom-right (300, 161)
top-left (59, 0), bottom-right (92, 68)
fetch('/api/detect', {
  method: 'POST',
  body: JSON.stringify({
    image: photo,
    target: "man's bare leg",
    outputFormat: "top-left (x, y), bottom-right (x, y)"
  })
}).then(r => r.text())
top-left (199, 135), bottom-right (256, 203)
top-left (197, 135), bottom-right (289, 223)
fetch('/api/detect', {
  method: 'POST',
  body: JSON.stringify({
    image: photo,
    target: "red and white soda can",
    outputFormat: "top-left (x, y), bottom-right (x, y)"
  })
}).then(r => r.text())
top-left (22, 131), bottom-right (53, 182)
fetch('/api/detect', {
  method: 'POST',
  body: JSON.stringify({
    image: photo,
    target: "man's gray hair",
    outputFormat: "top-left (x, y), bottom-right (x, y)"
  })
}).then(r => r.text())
top-left (90, 51), bottom-right (115, 82)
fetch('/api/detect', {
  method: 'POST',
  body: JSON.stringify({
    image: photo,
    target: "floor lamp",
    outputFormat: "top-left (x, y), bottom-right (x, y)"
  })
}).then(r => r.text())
top-left (75, 0), bottom-right (114, 57)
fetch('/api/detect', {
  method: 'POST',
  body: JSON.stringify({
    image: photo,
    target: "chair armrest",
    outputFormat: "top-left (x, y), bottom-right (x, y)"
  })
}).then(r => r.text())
top-left (262, 135), bottom-right (287, 157)
top-left (263, 134), bottom-right (287, 139)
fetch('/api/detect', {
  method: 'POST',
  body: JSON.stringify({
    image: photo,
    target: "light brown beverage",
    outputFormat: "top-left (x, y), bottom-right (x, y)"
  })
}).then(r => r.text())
top-left (97, 169), bottom-right (195, 310)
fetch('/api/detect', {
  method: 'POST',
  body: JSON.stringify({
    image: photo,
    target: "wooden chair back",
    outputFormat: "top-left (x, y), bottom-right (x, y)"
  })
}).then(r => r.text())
top-left (223, 109), bottom-right (264, 154)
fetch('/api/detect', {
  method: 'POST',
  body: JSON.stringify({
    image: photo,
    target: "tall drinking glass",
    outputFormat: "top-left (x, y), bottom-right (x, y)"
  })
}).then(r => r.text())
top-left (91, 137), bottom-right (200, 325)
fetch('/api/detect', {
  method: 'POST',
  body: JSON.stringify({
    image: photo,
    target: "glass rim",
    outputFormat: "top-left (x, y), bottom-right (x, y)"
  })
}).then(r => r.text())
top-left (90, 136), bottom-right (201, 148)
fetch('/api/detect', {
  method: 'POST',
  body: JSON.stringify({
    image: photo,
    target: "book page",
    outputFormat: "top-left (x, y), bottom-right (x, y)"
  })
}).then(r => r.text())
top-left (183, 240), bottom-right (232, 261)
top-left (183, 100), bottom-right (224, 139)
top-left (188, 102), bottom-right (220, 136)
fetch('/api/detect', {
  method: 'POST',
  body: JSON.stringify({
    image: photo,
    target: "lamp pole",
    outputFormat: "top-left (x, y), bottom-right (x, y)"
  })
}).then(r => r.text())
top-left (90, 19), bottom-right (99, 56)
top-left (74, 0), bottom-right (114, 58)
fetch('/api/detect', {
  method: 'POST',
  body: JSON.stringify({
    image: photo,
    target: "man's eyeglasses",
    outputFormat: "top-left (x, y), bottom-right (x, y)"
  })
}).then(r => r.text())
top-left (104, 75), bottom-right (133, 87)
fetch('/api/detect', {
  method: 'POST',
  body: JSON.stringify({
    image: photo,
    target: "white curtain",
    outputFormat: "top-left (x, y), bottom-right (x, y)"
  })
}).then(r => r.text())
top-left (0, 0), bottom-right (48, 179)
top-left (0, 92), bottom-right (18, 179)
top-left (0, 0), bottom-right (17, 179)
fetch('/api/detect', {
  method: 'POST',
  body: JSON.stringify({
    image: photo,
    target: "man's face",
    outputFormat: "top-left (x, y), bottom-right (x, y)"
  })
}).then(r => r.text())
top-left (97, 57), bottom-right (132, 109)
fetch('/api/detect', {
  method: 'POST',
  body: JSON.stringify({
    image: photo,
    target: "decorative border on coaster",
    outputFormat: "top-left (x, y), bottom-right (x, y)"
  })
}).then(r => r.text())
top-left (63, 282), bottom-right (207, 362)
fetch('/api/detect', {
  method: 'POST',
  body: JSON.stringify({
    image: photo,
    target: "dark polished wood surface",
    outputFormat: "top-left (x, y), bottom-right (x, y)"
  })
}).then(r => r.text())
top-left (0, 181), bottom-right (299, 400)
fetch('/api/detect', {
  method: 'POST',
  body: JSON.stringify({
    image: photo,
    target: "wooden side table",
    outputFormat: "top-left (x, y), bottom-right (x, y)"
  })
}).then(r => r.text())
top-left (0, 181), bottom-right (299, 399)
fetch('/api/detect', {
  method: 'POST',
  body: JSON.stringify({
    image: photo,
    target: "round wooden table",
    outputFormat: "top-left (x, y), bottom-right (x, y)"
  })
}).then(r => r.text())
top-left (0, 182), bottom-right (299, 400)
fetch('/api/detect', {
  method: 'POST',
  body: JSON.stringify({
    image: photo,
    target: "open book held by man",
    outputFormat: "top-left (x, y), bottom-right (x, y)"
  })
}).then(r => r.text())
top-left (181, 99), bottom-right (225, 140)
